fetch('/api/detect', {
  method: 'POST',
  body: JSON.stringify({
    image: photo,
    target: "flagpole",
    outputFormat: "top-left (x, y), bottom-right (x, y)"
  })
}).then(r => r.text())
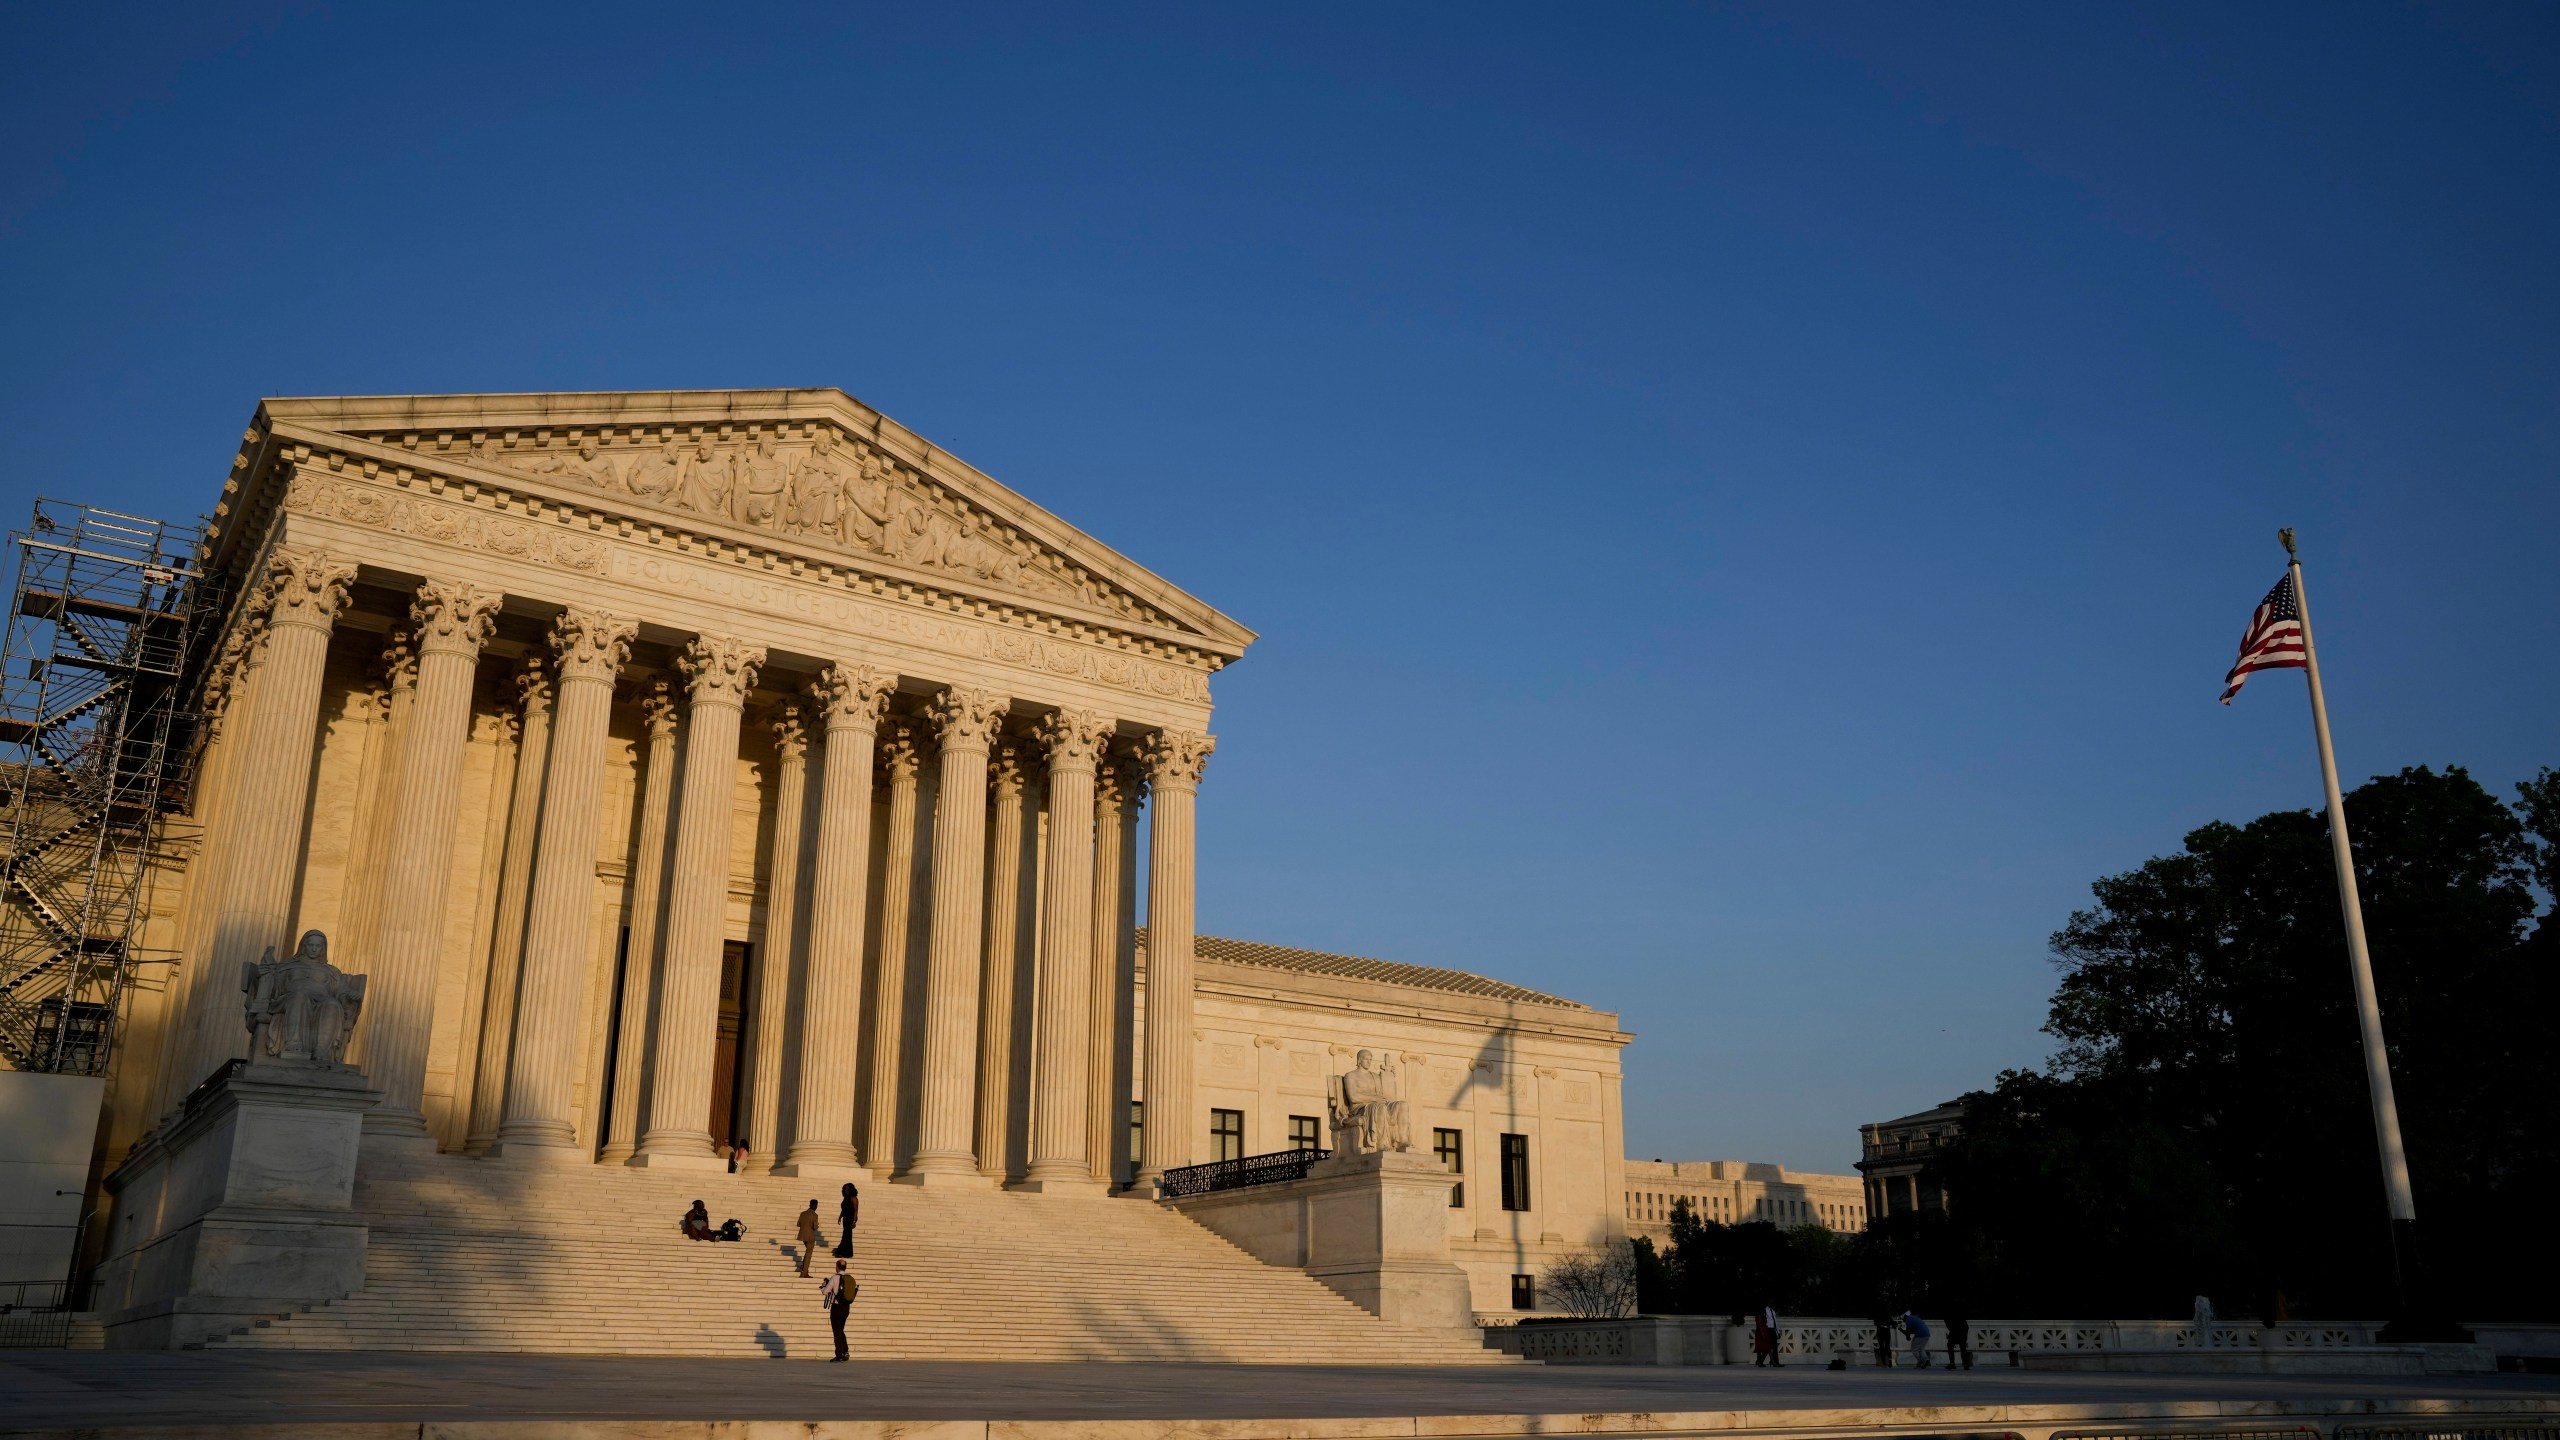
top-left (2280, 528), bottom-right (2426, 1323)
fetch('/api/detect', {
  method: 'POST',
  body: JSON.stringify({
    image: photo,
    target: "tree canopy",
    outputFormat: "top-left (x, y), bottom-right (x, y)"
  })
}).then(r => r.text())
top-left (1940, 764), bottom-right (2557, 1319)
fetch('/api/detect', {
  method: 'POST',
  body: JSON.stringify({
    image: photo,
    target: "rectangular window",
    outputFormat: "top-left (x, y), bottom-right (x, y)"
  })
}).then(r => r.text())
top-left (1288, 1115), bottom-right (1321, 1152)
top-left (1499, 1133), bottom-right (1530, 1212)
top-left (1433, 1127), bottom-right (1464, 1207)
top-left (1210, 1108), bottom-right (1245, 1162)
top-left (1510, 1273), bottom-right (1535, 1310)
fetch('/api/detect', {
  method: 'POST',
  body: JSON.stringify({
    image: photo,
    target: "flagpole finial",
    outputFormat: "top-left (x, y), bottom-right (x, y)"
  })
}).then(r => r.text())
top-left (2279, 527), bottom-right (2298, 558)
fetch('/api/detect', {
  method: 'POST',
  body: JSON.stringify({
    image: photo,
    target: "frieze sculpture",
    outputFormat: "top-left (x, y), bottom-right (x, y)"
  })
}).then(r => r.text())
top-left (453, 429), bottom-right (1148, 621)
top-left (1329, 1049), bottom-right (1412, 1155)
top-left (241, 929), bottom-right (368, 1067)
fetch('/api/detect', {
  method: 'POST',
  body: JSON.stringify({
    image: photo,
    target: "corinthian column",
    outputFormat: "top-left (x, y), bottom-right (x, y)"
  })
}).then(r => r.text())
top-left (490, 608), bottom-right (635, 1161)
top-left (740, 701), bottom-right (808, 1175)
top-left (975, 738), bottom-right (1034, 1181)
top-left (152, 619), bottom-right (261, 1119)
top-left (1021, 709), bottom-right (1111, 1191)
top-left (465, 657), bottom-right (552, 1152)
top-left (1136, 729), bottom-right (1213, 1185)
top-left (863, 720), bottom-right (926, 1175)
top-left (599, 678), bottom-right (678, 1164)
top-left (1089, 752), bottom-right (1145, 1188)
top-left (340, 635), bottom-right (416, 981)
top-left (180, 548), bottom-right (355, 1099)
top-left (903, 686), bottom-right (1008, 1184)
top-left (632, 634), bottom-right (765, 1168)
top-left (778, 663), bottom-right (892, 1178)
top-left (359, 581), bottom-right (503, 1142)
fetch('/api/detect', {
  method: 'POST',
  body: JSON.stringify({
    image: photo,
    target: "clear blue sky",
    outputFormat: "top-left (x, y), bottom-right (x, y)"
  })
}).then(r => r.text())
top-left (7, 4), bottom-right (2553, 1173)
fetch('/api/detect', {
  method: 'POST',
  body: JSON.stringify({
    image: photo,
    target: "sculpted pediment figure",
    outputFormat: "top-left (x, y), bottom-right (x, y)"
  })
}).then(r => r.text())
top-left (285, 390), bottom-right (1256, 652)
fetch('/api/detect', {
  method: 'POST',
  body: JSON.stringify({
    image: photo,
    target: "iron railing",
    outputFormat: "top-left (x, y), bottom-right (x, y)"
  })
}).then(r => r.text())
top-left (1159, 1147), bottom-right (1330, 1198)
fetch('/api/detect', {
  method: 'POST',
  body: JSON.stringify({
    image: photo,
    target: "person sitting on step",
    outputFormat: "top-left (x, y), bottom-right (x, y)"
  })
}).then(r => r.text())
top-left (681, 1200), bottom-right (715, 1241)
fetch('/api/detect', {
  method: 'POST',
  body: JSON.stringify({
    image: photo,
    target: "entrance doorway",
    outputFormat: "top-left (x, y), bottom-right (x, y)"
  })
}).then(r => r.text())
top-left (707, 940), bottom-right (753, 1150)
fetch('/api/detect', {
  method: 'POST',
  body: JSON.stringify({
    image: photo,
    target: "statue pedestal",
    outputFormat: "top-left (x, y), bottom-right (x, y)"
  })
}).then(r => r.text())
top-left (95, 1060), bottom-right (379, 1350)
top-left (1170, 1148), bottom-right (1475, 1331)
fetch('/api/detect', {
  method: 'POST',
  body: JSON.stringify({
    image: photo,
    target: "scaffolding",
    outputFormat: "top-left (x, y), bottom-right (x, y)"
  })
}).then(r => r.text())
top-left (0, 500), bottom-right (208, 1074)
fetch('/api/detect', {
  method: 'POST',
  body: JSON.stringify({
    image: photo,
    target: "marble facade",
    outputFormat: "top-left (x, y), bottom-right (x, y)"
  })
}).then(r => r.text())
top-left (94, 388), bottom-right (1632, 1322)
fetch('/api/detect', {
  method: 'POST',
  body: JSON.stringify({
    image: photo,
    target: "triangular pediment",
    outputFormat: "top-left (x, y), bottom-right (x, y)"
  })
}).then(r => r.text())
top-left (252, 388), bottom-right (1254, 656)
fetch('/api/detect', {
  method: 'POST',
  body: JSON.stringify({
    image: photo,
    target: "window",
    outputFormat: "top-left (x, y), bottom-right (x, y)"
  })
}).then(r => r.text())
top-left (1433, 1127), bottom-right (1464, 1207)
top-left (1510, 1273), bottom-right (1536, 1310)
top-left (1287, 1115), bottom-right (1321, 1152)
top-left (1499, 1133), bottom-right (1530, 1212)
top-left (1210, 1108), bottom-right (1244, 1162)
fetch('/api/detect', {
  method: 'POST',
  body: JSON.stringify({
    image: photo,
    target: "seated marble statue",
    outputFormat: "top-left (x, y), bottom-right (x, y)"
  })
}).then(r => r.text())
top-left (1328, 1049), bottom-right (1412, 1155)
top-left (241, 929), bottom-right (366, 1067)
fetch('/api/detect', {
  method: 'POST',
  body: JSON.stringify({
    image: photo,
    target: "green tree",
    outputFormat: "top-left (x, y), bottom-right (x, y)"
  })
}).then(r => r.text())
top-left (1942, 764), bottom-right (2555, 1318)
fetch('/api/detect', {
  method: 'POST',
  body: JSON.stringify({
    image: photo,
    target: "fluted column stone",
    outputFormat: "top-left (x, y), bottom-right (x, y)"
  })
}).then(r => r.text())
top-left (465, 658), bottom-right (552, 1152)
top-left (1089, 752), bottom-right (1144, 1188)
top-left (600, 678), bottom-right (679, 1164)
top-left (741, 701), bottom-right (808, 1175)
top-left (339, 634), bottom-right (416, 986)
top-left (1022, 709), bottom-right (1111, 1191)
top-left (863, 720), bottom-right (926, 1175)
top-left (181, 549), bottom-right (355, 1102)
top-left (1136, 729), bottom-right (1213, 1185)
top-left (974, 738), bottom-right (1033, 1181)
top-left (904, 687), bottom-right (1008, 1185)
top-left (633, 635), bottom-right (765, 1168)
top-left (490, 608), bottom-right (635, 1161)
top-left (153, 621), bottom-right (261, 1119)
top-left (777, 664), bottom-right (892, 1178)
top-left (359, 582), bottom-right (503, 1142)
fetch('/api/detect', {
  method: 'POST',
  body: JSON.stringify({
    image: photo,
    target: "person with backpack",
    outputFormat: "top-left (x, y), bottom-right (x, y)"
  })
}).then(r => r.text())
top-left (821, 1260), bottom-right (856, 1362)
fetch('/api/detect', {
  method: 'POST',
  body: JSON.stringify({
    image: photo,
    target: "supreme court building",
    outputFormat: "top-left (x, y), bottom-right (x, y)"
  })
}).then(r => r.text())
top-left (93, 390), bottom-right (1630, 1328)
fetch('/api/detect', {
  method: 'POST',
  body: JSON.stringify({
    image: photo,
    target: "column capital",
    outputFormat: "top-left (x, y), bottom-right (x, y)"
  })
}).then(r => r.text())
top-left (770, 699), bottom-right (809, 761)
top-left (638, 675), bottom-right (680, 738)
top-left (990, 737), bottom-right (1033, 801)
top-left (410, 581), bottom-right (502, 660)
top-left (259, 547), bottom-right (358, 633)
top-left (512, 654), bottom-right (553, 720)
top-left (1096, 748), bottom-right (1148, 811)
top-left (368, 630), bottom-right (419, 713)
top-left (1140, 729), bottom-right (1214, 793)
top-left (679, 634), bottom-right (765, 707)
top-left (878, 717), bottom-right (925, 784)
top-left (928, 686), bottom-right (1009, 754)
top-left (809, 662), bottom-right (895, 731)
top-left (549, 608), bottom-right (637, 684)
top-left (1035, 708), bottom-right (1114, 774)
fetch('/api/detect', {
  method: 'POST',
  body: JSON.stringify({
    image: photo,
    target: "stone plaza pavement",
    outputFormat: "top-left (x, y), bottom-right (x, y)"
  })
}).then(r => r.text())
top-left (3, 1351), bottom-right (2556, 1436)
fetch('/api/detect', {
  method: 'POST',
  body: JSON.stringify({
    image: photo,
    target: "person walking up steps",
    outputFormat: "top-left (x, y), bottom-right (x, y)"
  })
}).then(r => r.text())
top-left (795, 1200), bottom-right (821, 1277)
top-left (834, 1182), bottom-right (859, 1258)
top-left (820, 1260), bottom-right (856, 1362)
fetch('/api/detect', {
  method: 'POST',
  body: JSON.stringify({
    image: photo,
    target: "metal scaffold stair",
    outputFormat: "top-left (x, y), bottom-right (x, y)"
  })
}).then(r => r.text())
top-left (0, 500), bottom-right (209, 1074)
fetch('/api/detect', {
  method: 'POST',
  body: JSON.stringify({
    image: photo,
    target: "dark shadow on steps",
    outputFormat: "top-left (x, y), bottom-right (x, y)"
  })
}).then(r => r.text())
top-left (755, 1323), bottom-right (788, 1358)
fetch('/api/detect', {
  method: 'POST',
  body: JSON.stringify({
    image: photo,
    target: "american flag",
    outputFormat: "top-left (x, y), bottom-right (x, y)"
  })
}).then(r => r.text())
top-left (2220, 573), bottom-right (2306, 704)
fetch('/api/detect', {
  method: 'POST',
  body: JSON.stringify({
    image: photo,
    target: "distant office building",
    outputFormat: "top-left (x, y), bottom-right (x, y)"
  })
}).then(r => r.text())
top-left (1856, 1099), bottom-right (1964, 1217)
top-left (1622, 1158), bottom-right (1868, 1239)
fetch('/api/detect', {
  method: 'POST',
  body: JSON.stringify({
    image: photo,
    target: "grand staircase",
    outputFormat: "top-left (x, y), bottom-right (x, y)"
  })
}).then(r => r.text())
top-left (197, 1150), bottom-right (1511, 1363)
